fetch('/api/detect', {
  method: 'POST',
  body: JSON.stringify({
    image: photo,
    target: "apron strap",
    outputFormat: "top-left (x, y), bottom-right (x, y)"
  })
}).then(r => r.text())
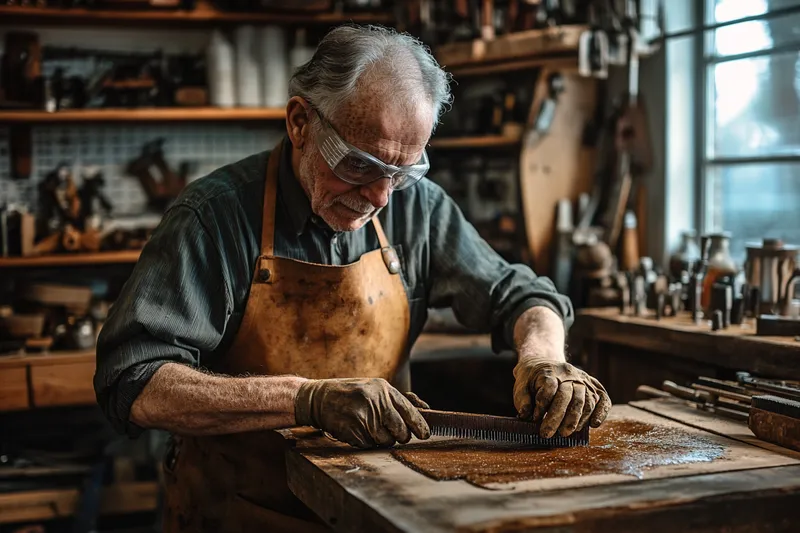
top-left (260, 139), bottom-right (283, 257)
top-left (371, 214), bottom-right (391, 249)
top-left (373, 215), bottom-right (401, 275)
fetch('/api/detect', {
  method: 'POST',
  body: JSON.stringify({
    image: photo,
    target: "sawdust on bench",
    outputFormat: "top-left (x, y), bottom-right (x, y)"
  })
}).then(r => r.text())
top-left (391, 418), bottom-right (725, 487)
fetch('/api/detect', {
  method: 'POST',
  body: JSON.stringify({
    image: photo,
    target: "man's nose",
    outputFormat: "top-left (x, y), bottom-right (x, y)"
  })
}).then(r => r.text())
top-left (360, 177), bottom-right (392, 208)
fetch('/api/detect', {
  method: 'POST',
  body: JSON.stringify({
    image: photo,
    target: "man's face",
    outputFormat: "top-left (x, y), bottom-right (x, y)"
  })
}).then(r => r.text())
top-left (298, 96), bottom-right (433, 232)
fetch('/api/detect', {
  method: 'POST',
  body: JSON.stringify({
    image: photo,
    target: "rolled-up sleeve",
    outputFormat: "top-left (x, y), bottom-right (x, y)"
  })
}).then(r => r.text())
top-left (425, 183), bottom-right (574, 352)
top-left (94, 205), bottom-right (233, 438)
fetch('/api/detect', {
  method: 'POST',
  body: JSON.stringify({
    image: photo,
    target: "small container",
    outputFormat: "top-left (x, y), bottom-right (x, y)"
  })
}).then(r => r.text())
top-left (668, 230), bottom-right (701, 281)
top-left (702, 232), bottom-right (738, 312)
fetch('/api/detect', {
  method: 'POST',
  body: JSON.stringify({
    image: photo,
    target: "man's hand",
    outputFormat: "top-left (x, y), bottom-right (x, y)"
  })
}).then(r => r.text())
top-left (294, 378), bottom-right (431, 448)
top-left (513, 357), bottom-right (611, 438)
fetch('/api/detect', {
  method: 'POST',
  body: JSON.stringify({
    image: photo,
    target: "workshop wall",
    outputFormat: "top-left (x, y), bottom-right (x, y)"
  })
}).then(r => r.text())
top-left (0, 123), bottom-right (282, 214)
top-left (0, 26), bottom-right (284, 216)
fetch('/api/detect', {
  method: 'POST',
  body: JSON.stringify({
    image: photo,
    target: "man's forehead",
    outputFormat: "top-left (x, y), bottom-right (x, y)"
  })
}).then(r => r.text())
top-left (332, 98), bottom-right (432, 164)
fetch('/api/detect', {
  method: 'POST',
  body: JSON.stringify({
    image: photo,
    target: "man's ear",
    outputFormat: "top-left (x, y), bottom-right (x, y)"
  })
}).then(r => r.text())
top-left (286, 97), bottom-right (311, 149)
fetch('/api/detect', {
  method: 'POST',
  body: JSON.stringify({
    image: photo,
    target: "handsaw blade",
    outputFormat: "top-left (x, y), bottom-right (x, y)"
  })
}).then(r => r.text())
top-left (419, 409), bottom-right (589, 447)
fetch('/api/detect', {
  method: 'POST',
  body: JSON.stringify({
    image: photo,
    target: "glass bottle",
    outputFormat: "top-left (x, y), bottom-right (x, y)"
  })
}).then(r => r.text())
top-left (668, 230), bottom-right (701, 281)
top-left (701, 232), bottom-right (738, 312)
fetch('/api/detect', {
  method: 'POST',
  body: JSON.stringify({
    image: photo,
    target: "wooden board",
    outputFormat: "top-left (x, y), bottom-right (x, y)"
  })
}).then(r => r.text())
top-left (0, 366), bottom-right (29, 411)
top-left (574, 308), bottom-right (800, 380)
top-left (0, 482), bottom-right (158, 524)
top-left (429, 134), bottom-right (521, 149)
top-left (0, 351), bottom-right (96, 411)
top-left (436, 26), bottom-right (584, 69)
top-left (285, 402), bottom-right (800, 532)
top-left (520, 70), bottom-right (597, 275)
top-left (0, 0), bottom-right (390, 27)
top-left (0, 108), bottom-right (285, 125)
top-left (30, 358), bottom-right (96, 407)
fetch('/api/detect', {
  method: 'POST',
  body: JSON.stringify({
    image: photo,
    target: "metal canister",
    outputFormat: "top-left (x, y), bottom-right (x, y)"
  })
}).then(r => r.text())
top-left (744, 238), bottom-right (800, 316)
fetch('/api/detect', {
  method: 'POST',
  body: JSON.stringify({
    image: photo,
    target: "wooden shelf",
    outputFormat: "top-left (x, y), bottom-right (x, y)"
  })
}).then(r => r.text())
top-left (437, 25), bottom-right (585, 76)
top-left (0, 250), bottom-right (141, 268)
top-left (429, 134), bottom-right (522, 149)
top-left (0, 350), bottom-right (95, 369)
top-left (0, 3), bottom-right (392, 26)
top-left (0, 481), bottom-right (158, 524)
top-left (0, 107), bottom-right (286, 124)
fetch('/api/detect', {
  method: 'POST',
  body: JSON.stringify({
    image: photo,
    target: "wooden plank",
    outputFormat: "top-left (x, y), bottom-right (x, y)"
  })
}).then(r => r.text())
top-left (429, 134), bottom-right (521, 149)
top-left (575, 308), bottom-right (800, 379)
top-left (520, 70), bottom-right (597, 275)
top-left (0, 1), bottom-right (391, 26)
top-left (0, 250), bottom-right (140, 268)
top-left (0, 464), bottom-right (91, 479)
top-left (0, 481), bottom-right (158, 525)
top-left (630, 397), bottom-right (800, 460)
top-left (0, 366), bottom-right (29, 411)
top-left (436, 26), bottom-right (585, 69)
top-left (285, 403), bottom-right (800, 532)
top-left (449, 55), bottom-right (577, 78)
top-left (0, 107), bottom-right (285, 124)
top-left (0, 350), bottom-right (94, 369)
top-left (30, 358), bottom-right (96, 408)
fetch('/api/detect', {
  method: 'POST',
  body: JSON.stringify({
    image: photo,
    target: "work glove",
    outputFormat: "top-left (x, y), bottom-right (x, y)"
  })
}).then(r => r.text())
top-left (294, 378), bottom-right (431, 449)
top-left (513, 357), bottom-right (612, 438)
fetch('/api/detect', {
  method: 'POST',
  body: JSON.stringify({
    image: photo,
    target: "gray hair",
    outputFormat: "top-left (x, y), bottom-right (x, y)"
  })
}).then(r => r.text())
top-left (289, 24), bottom-right (453, 129)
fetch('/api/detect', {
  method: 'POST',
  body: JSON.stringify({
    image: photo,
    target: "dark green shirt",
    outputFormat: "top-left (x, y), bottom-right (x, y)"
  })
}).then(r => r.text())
top-left (95, 139), bottom-right (573, 437)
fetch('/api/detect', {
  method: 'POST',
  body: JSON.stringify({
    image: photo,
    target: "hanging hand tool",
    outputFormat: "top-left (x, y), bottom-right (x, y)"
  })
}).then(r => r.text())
top-left (126, 139), bottom-right (188, 211)
top-left (578, 5), bottom-right (609, 79)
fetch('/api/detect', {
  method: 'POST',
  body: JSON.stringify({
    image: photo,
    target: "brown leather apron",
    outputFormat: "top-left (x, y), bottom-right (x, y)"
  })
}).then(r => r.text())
top-left (162, 141), bottom-right (411, 532)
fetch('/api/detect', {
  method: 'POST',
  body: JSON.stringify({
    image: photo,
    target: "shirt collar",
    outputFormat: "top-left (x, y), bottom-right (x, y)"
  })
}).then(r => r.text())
top-left (277, 137), bottom-right (314, 236)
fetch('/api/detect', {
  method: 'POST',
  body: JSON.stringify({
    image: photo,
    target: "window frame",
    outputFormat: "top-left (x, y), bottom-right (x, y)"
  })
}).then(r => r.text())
top-left (695, 0), bottom-right (800, 241)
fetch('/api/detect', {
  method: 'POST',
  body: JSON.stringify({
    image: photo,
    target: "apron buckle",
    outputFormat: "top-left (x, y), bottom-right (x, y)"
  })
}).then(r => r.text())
top-left (258, 257), bottom-right (277, 283)
top-left (381, 247), bottom-right (401, 275)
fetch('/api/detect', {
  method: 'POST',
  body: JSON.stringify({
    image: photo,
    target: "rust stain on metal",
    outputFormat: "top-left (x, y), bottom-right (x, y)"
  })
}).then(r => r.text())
top-left (392, 419), bottom-right (725, 486)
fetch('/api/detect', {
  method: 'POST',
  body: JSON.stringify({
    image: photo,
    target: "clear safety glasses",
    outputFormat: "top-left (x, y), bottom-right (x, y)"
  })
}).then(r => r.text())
top-left (314, 111), bottom-right (429, 191)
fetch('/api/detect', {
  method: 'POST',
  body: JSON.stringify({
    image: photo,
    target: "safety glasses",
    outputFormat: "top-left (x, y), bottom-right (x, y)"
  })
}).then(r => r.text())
top-left (313, 110), bottom-right (429, 191)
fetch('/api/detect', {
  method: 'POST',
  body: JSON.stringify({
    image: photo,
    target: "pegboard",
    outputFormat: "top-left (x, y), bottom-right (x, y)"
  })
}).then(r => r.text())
top-left (0, 123), bottom-right (284, 215)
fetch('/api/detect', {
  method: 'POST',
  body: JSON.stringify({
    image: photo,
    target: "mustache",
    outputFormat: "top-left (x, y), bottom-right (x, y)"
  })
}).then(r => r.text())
top-left (333, 193), bottom-right (375, 215)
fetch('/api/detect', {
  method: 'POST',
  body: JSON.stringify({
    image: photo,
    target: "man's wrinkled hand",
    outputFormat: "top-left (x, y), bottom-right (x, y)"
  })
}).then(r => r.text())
top-left (513, 358), bottom-right (612, 438)
top-left (294, 378), bottom-right (431, 449)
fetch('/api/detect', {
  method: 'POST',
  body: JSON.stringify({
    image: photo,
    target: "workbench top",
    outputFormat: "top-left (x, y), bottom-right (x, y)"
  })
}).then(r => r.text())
top-left (573, 307), bottom-right (800, 380)
top-left (283, 400), bottom-right (800, 533)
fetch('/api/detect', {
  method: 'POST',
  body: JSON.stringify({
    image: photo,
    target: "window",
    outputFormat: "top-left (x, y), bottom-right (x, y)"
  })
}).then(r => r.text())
top-left (700, 0), bottom-right (800, 261)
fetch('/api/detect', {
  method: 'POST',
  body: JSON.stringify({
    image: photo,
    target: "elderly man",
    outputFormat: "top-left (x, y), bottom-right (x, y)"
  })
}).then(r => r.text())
top-left (95, 24), bottom-right (610, 532)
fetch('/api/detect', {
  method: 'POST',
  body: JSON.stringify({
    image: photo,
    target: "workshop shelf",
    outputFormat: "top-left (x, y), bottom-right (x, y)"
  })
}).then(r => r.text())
top-left (436, 25), bottom-right (585, 77)
top-left (0, 107), bottom-right (286, 124)
top-left (0, 2), bottom-right (392, 26)
top-left (430, 134), bottom-right (522, 149)
top-left (0, 250), bottom-right (141, 268)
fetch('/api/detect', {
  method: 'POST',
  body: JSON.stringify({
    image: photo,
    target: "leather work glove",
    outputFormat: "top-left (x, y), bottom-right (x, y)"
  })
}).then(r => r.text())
top-left (513, 358), bottom-right (612, 438)
top-left (295, 378), bottom-right (431, 449)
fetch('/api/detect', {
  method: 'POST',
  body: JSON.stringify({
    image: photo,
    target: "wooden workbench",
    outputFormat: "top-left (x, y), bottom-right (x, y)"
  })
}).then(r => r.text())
top-left (283, 399), bottom-right (800, 533)
top-left (570, 307), bottom-right (800, 403)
